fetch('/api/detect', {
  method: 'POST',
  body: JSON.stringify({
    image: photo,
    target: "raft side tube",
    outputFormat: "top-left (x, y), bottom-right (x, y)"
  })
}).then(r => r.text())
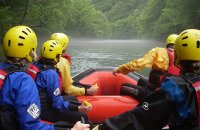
top-left (73, 67), bottom-right (147, 123)
top-left (73, 67), bottom-right (147, 95)
top-left (77, 95), bottom-right (138, 123)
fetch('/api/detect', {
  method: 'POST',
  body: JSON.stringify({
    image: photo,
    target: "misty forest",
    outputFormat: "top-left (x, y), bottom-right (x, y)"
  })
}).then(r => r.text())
top-left (0, 0), bottom-right (200, 61)
top-left (1, 0), bottom-right (200, 39)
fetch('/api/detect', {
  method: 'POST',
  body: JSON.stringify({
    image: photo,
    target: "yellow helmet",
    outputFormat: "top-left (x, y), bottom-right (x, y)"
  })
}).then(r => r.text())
top-left (41, 40), bottom-right (63, 63)
top-left (3, 25), bottom-right (37, 62)
top-left (166, 34), bottom-right (178, 45)
top-left (50, 33), bottom-right (69, 51)
top-left (175, 29), bottom-right (200, 65)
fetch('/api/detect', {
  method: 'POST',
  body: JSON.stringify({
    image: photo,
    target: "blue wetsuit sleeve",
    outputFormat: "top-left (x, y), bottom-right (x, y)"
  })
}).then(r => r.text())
top-left (37, 70), bottom-right (70, 112)
top-left (15, 75), bottom-right (54, 130)
top-left (161, 78), bottom-right (185, 102)
top-left (161, 77), bottom-right (190, 120)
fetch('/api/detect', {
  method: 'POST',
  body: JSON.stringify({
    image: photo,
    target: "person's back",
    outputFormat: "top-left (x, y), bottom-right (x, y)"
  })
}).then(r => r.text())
top-left (0, 26), bottom-right (90, 130)
top-left (0, 62), bottom-right (55, 130)
top-left (0, 25), bottom-right (54, 130)
top-left (50, 33), bottom-right (98, 96)
top-left (148, 34), bottom-right (180, 87)
top-left (34, 40), bottom-right (91, 125)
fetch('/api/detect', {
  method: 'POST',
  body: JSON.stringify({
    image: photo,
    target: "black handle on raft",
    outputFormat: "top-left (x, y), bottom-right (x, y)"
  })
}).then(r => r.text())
top-left (73, 81), bottom-right (92, 89)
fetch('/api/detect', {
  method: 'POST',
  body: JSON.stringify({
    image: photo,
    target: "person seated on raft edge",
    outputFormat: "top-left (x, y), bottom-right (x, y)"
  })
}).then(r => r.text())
top-left (30, 39), bottom-right (92, 126)
top-left (96, 29), bottom-right (200, 130)
top-left (50, 33), bottom-right (98, 98)
top-left (113, 34), bottom-right (180, 101)
top-left (0, 25), bottom-right (90, 130)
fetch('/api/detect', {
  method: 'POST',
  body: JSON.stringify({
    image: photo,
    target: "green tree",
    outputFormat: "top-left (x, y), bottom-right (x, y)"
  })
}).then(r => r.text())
top-left (92, 0), bottom-right (116, 12)
top-left (1, 0), bottom-right (200, 41)
top-left (134, 0), bottom-right (165, 38)
top-left (0, 0), bottom-right (30, 39)
top-left (25, 0), bottom-right (71, 36)
top-left (106, 0), bottom-right (138, 21)
top-left (66, 0), bottom-right (110, 38)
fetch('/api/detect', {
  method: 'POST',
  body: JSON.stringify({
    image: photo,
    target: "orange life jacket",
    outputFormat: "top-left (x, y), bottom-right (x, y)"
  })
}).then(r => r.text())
top-left (0, 70), bottom-right (8, 90)
top-left (180, 73), bottom-right (200, 129)
top-left (165, 48), bottom-right (180, 76)
top-left (148, 48), bottom-right (180, 91)
top-left (0, 65), bottom-right (23, 89)
top-left (62, 53), bottom-right (71, 63)
top-left (192, 80), bottom-right (200, 128)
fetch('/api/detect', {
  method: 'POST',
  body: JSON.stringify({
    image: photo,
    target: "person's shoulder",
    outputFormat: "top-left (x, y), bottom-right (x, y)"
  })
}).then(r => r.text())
top-left (162, 76), bottom-right (185, 89)
top-left (149, 47), bottom-right (164, 52)
top-left (37, 69), bottom-right (58, 82)
top-left (59, 56), bottom-right (68, 62)
top-left (154, 47), bottom-right (165, 50)
top-left (57, 57), bottom-right (69, 67)
top-left (154, 47), bottom-right (168, 53)
top-left (10, 71), bottom-right (31, 79)
top-left (41, 68), bottom-right (56, 74)
top-left (8, 71), bottom-right (35, 89)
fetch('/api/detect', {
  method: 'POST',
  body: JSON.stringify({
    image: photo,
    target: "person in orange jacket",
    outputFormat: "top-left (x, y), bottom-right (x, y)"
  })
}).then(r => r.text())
top-left (50, 33), bottom-right (98, 96)
top-left (114, 34), bottom-right (180, 100)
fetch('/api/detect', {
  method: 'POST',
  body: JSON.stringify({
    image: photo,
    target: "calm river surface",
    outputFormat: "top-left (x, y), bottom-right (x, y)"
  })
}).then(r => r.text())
top-left (0, 39), bottom-right (162, 77)
top-left (67, 39), bottom-right (162, 77)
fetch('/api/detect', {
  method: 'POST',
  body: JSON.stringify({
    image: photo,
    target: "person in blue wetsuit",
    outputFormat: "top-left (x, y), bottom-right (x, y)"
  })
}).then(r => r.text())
top-left (0, 25), bottom-right (90, 130)
top-left (33, 40), bottom-right (92, 125)
top-left (97, 29), bottom-right (200, 130)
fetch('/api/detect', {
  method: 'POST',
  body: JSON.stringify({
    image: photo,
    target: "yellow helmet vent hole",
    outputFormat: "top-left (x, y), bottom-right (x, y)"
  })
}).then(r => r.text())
top-left (22, 31), bottom-right (28, 35)
top-left (182, 44), bottom-right (188, 47)
top-left (26, 28), bottom-right (31, 33)
top-left (182, 36), bottom-right (188, 40)
top-left (181, 31), bottom-right (187, 36)
top-left (8, 40), bottom-right (11, 47)
top-left (19, 36), bottom-right (25, 39)
top-left (18, 43), bottom-right (24, 46)
top-left (197, 41), bottom-right (200, 48)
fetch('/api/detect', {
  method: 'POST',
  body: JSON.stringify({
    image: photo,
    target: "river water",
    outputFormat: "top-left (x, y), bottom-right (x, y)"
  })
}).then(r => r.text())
top-left (67, 39), bottom-right (162, 77)
top-left (0, 39), bottom-right (162, 77)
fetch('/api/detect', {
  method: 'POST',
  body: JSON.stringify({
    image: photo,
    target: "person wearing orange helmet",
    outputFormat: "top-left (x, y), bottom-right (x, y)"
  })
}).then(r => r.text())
top-left (97, 29), bottom-right (200, 130)
top-left (50, 33), bottom-right (98, 96)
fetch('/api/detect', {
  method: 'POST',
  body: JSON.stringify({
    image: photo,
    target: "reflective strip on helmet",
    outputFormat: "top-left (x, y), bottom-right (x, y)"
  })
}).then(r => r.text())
top-left (27, 68), bottom-right (38, 74)
top-left (195, 86), bottom-right (200, 92)
top-left (0, 74), bottom-right (5, 80)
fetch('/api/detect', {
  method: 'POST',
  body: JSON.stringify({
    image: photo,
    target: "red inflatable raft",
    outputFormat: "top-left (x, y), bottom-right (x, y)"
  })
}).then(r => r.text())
top-left (73, 67), bottom-right (147, 123)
